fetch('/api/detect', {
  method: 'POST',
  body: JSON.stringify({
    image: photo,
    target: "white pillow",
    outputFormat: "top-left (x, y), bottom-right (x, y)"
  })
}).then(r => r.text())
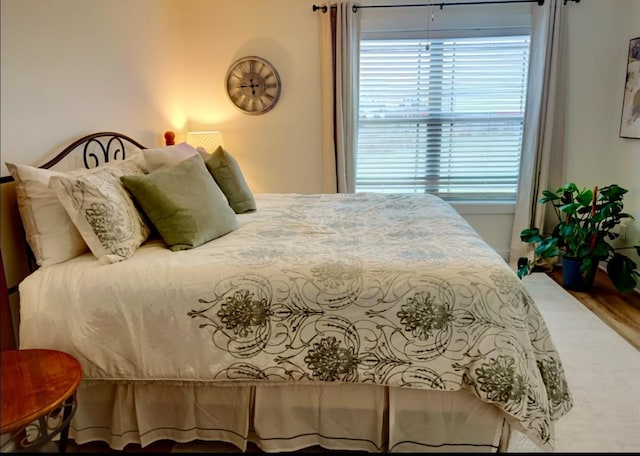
top-left (48, 156), bottom-right (151, 264)
top-left (142, 142), bottom-right (202, 172)
top-left (6, 163), bottom-right (91, 267)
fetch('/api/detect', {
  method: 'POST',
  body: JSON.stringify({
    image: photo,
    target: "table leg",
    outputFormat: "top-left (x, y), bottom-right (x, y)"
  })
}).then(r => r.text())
top-left (57, 394), bottom-right (75, 454)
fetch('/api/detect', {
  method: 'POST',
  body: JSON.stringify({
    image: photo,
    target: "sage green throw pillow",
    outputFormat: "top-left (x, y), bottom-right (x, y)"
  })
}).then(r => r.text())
top-left (121, 155), bottom-right (239, 251)
top-left (204, 146), bottom-right (256, 214)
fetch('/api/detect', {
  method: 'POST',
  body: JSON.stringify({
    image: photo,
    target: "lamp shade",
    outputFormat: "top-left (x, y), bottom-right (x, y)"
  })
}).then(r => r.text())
top-left (186, 131), bottom-right (224, 153)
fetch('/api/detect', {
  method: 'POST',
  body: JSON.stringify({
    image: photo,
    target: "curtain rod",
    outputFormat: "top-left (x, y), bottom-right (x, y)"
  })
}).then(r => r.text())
top-left (312, 0), bottom-right (580, 13)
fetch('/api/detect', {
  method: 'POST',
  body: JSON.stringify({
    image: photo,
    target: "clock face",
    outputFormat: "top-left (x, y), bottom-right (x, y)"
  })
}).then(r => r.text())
top-left (225, 56), bottom-right (281, 115)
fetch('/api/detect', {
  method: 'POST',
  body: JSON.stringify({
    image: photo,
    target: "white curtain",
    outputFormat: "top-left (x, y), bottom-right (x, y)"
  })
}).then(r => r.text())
top-left (318, 2), bottom-right (361, 193)
top-left (509, 0), bottom-right (568, 265)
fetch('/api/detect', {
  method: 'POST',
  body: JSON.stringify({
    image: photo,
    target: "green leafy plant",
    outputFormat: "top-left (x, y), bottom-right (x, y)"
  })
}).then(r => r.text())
top-left (517, 183), bottom-right (640, 292)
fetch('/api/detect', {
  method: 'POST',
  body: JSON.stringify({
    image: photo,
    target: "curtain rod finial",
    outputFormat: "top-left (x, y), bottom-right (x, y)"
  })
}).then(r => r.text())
top-left (312, 4), bottom-right (327, 13)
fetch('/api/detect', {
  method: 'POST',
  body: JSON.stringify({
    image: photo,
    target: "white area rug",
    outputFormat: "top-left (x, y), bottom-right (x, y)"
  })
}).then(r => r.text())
top-left (514, 273), bottom-right (640, 453)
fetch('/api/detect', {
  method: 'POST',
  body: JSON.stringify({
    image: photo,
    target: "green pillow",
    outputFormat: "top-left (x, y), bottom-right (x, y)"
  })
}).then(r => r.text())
top-left (204, 146), bottom-right (256, 214)
top-left (121, 155), bottom-right (239, 251)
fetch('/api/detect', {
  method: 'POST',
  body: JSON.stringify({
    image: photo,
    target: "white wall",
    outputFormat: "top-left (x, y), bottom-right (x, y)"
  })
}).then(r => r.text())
top-left (177, 0), bottom-right (324, 194)
top-left (0, 0), bottom-right (186, 167)
top-left (564, 0), bottom-right (640, 270)
top-left (1, 0), bottom-right (638, 263)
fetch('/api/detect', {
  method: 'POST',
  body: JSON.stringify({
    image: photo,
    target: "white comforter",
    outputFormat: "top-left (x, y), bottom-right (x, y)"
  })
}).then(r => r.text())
top-left (19, 193), bottom-right (572, 448)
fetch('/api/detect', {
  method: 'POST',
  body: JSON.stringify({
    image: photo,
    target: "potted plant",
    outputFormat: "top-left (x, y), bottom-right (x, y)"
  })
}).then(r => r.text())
top-left (517, 182), bottom-right (640, 292)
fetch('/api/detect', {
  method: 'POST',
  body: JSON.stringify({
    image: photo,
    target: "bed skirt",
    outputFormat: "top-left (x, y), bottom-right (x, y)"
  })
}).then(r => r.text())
top-left (69, 381), bottom-right (511, 452)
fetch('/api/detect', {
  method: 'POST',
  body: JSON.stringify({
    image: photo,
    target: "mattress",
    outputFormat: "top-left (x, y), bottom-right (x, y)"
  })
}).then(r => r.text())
top-left (18, 193), bottom-right (572, 451)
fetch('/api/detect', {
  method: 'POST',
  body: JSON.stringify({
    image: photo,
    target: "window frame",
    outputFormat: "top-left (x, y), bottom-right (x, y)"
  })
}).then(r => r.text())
top-left (356, 5), bottom-right (533, 211)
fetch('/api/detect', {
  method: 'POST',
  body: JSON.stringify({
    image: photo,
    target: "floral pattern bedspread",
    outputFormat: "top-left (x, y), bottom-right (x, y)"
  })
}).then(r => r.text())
top-left (19, 193), bottom-right (572, 448)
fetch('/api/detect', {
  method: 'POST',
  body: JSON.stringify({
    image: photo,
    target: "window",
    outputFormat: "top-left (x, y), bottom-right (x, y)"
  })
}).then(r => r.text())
top-left (357, 16), bottom-right (531, 202)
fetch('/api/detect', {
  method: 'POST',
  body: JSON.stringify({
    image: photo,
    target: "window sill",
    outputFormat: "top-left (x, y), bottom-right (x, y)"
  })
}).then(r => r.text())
top-left (449, 201), bottom-right (515, 215)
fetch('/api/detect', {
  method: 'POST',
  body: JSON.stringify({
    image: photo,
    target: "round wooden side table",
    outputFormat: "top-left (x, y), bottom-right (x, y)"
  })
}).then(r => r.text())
top-left (1, 349), bottom-right (83, 453)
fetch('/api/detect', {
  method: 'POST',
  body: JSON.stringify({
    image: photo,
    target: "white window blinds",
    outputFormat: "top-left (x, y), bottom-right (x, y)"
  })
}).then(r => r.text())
top-left (356, 5), bottom-right (532, 201)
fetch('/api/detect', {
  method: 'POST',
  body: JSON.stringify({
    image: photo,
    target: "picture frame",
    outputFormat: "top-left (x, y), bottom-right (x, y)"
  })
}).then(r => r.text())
top-left (619, 36), bottom-right (640, 139)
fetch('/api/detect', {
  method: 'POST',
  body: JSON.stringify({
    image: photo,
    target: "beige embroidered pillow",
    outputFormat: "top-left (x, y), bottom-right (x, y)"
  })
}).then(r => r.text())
top-left (49, 157), bottom-right (151, 264)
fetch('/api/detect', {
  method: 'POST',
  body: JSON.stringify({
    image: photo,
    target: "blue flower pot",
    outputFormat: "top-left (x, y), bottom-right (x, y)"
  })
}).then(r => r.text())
top-left (562, 257), bottom-right (598, 292)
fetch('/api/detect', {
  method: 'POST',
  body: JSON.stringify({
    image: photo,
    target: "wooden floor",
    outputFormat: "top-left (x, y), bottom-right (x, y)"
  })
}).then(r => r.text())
top-left (548, 267), bottom-right (640, 351)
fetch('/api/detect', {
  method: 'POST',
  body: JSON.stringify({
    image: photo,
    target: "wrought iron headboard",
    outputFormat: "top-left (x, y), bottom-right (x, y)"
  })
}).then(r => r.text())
top-left (35, 131), bottom-right (146, 171)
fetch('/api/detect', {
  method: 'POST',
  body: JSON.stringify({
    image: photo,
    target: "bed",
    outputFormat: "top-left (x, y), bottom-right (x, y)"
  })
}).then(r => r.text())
top-left (0, 132), bottom-right (573, 452)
